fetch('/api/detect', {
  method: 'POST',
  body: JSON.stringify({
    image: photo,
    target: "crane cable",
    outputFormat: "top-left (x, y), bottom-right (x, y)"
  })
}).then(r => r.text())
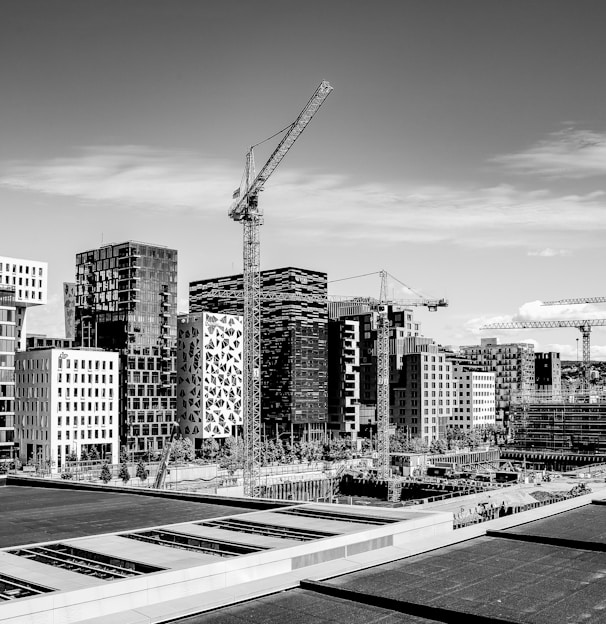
top-left (329, 270), bottom-right (433, 300)
top-left (239, 123), bottom-right (295, 195)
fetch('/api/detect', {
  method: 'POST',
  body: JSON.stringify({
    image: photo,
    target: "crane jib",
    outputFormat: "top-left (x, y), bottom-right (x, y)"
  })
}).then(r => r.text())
top-left (229, 81), bottom-right (333, 221)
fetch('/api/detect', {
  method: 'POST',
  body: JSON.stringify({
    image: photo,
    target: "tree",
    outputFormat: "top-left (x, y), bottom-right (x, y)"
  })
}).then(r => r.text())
top-left (99, 462), bottom-right (112, 484)
top-left (200, 438), bottom-right (219, 463)
top-left (66, 451), bottom-right (78, 462)
top-left (118, 462), bottom-right (130, 484)
top-left (219, 436), bottom-right (244, 472)
top-left (429, 438), bottom-right (447, 454)
top-left (89, 446), bottom-right (100, 461)
top-left (80, 447), bottom-right (89, 462)
top-left (172, 436), bottom-right (195, 463)
top-left (136, 459), bottom-right (148, 483)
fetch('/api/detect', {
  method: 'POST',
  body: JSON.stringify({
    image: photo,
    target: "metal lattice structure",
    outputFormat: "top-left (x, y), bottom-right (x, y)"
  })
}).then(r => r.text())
top-left (376, 304), bottom-right (390, 479)
top-left (228, 81), bottom-right (333, 497)
top-left (543, 296), bottom-right (606, 306)
top-left (242, 217), bottom-right (262, 496)
top-left (211, 271), bottom-right (447, 481)
top-left (481, 319), bottom-right (606, 389)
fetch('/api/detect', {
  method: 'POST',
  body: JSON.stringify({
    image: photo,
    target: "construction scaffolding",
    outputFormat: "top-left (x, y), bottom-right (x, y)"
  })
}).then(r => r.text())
top-left (511, 390), bottom-right (606, 453)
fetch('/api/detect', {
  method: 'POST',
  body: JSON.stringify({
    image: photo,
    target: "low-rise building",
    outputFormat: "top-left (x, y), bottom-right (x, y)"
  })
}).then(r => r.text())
top-left (512, 390), bottom-right (606, 452)
top-left (15, 348), bottom-right (119, 471)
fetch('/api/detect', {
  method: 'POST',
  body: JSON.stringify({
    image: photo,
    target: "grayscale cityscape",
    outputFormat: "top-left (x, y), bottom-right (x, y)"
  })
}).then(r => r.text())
top-left (2, 2), bottom-right (606, 623)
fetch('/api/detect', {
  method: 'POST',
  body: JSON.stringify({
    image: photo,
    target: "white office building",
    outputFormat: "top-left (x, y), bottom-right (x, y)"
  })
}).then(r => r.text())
top-left (0, 256), bottom-right (48, 463)
top-left (450, 365), bottom-right (496, 430)
top-left (0, 256), bottom-right (48, 351)
top-left (15, 348), bottom-right (119, 471)
top-left (177, 312), bottom-right (243, 444)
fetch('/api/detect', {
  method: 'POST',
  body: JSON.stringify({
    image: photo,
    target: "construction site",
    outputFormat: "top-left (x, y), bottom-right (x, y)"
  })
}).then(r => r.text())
top-left (4, 75), bottom-right (606, 624)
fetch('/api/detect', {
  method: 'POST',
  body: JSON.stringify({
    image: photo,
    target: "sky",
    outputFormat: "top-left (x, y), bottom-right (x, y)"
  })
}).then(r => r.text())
top-left (2, 0), bottom-right (606, 360)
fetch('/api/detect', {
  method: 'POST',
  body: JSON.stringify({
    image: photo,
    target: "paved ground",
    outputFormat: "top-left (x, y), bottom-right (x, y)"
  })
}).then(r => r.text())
top-left (0, 486), bottom-right (257, 547)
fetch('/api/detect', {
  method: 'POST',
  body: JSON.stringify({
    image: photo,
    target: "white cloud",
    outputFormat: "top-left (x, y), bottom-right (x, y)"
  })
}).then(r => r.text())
top-left (1, 145), bottom-right (606, 251)
top-left (464, 300), bottom-right (606, 335)
top-left (527, 248), bottom-right (571, 257)
top-left (492, 128), bottom-right (606, 178)
top-left (0, 145), bottom-right (238, 212)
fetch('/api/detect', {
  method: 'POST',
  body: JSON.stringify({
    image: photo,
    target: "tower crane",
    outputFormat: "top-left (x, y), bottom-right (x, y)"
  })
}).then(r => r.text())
top-left (480, 319), bottom-right (606, 388)
top-left (228, 81), bottom-right (333, 497)
top-left (543, 297), bottom-right (606, 306)
top-left (207, 270), bottom-right (447, 485)
top-left (341, 270), bottom-right (448, 479)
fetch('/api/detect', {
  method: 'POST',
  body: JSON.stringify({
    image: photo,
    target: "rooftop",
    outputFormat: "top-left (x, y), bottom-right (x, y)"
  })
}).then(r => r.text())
top-left (1, 479), bottom-right (604, 624)
top-left (0, 485), bottom-right (257, 549)
top-left (176, 499), bottom-right (606, 624)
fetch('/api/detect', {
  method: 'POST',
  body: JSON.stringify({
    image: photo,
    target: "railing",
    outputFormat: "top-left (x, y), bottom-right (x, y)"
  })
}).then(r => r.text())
top-left (453, 484), bottom-right (592, 529)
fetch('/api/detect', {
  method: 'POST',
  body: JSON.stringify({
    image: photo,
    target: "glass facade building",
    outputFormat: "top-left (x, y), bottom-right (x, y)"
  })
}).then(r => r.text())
top-left (75, 242), bottom-right (177, 455)
top-left (0, 288), bottom-right (16, 461)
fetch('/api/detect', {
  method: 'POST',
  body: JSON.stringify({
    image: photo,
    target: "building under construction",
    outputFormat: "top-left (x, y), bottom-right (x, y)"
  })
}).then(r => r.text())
top-left (511, 390), bottom-right (606, 452)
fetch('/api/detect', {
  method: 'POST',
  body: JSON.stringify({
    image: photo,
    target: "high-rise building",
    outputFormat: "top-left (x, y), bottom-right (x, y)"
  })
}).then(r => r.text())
top-left (189, 267), bottom-right (327, 441)
top-left (391, 338), bottom-right (455, 442)
top-left (459, 337), bottom-right (535, 431)
top-left (0, 256), bottom-right (48, 351)
top-left (535, 352), bottom-right (562, 396)
top-left (0, 256), bottom-right (48, 463)
top-left (75, 242), bottom-right (177, 455)
top-left (0, 287), bottom-right (16, 463)
top-left (450, 363), bottom-right (496, 430)
top-left (327, 306), bottom-right (452, 442)
top-left (177, 311), bottom-right (243, 445)
top-left (327, 318), bottom-right (362, 437)
top-left (15, 348), bottom-right (119, 470)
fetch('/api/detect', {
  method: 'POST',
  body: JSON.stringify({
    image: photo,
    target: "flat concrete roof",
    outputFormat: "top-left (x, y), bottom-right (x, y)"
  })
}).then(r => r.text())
top-left (169, 499), bottom-right (606, 624)
top-left (0, 483), bottom-right (452, 624)
top-left (3, 480), bottom-right (604, 624)
top-left (175, 588), bottom-right (442, 624)
top-left (0, 485), bottom-right (257, 548)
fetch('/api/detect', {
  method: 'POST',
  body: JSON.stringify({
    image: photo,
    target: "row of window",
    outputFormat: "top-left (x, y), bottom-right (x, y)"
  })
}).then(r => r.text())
top-left (57, 402), bottom-right (114, 412)
top-left (58, 358), bottom-right (114, 370)
top-left (58, 429), bottom-right (113, 440)
top-left (58, 387), bottom-right (113, 398)
top-left (0, 263), bottom-right (43, 276)
top-left (57, 373), bottom-right (114, 384)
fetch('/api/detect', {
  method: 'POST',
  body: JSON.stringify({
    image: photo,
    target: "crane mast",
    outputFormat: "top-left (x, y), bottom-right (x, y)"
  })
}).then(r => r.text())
top-left (208, 272), bottom-right (447, 482)
top-left (229, 81), bottom-right (332, 497)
